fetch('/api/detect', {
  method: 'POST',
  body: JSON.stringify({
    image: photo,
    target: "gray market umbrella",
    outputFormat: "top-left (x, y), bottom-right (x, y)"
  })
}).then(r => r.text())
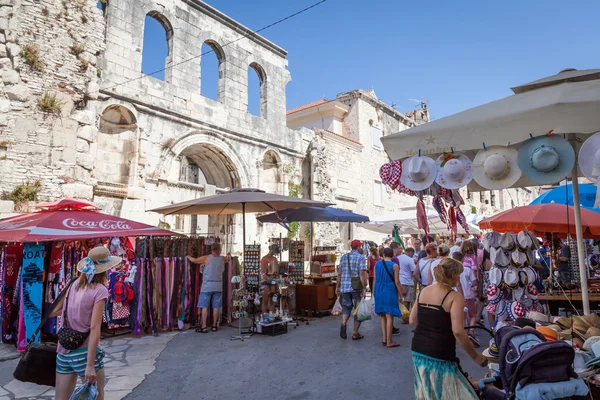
top-left (256, 207), bottom-right (369, 223)
top-left (381, 68), bottom-right (600, 314)
top-left (149, 188), bottom-right (330, 216)
top-left (149, 188), bottom-right (331, 258)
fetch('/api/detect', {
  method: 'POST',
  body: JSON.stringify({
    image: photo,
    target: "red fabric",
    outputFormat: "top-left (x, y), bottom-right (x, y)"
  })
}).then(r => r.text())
top-left (0, 209), bottom-right (175, 242)
top-left (4, 244), bottom-right (22, 335)
top-left (48, 242), bottom-right (63, 274)
top-left (416, 198), bottom-right (429, 236)
top-left (448, 206), bottom-right (457, 237)
top-left (478, 203), bottom-right (600, 237)
top-left (368, 257), bottom-right (378, 278)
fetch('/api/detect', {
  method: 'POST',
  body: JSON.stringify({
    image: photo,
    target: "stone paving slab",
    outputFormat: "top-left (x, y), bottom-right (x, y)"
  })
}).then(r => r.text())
top-left (0, 332), bottom-right (177, 400)
top-left (0, 346), bottom-right (19, 362)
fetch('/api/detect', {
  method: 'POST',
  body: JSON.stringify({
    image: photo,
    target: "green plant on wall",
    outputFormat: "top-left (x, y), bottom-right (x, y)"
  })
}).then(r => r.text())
top-left (3, 180), bottom-right (42, 211)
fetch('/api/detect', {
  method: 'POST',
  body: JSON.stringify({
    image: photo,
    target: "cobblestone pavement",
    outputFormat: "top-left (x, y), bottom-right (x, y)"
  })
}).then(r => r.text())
top-left (0, 332), bottom-right (177, 400)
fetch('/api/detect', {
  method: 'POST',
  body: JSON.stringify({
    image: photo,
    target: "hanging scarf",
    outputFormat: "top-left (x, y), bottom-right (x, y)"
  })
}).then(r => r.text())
top-left (416, 198), bottom-right (429, 237)
top-left (448, 206), bottom-right (458, 239)
top-left (432, 196), bottom-right (448, 225)
top-left (455, 207), bottom-right (470, 235)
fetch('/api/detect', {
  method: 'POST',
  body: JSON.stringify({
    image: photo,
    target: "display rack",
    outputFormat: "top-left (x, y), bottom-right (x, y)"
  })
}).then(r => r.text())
top-left (288, 241), bottom-right (305, 282)
top-left (309, 246), bottom-right (337, 278)
top-left (244, 244), bottom-right (261, 292)
top-left (230, 283), bottom-right (253, 342)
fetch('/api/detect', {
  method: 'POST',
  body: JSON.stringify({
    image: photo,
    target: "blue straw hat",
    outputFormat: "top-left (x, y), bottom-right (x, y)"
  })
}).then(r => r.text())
top-left (517, 135), bottom-right (575, 185)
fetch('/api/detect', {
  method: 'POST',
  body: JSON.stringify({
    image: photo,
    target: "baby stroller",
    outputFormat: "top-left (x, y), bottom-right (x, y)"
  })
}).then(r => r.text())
top-left (471, 325), bottom-right (589, 400)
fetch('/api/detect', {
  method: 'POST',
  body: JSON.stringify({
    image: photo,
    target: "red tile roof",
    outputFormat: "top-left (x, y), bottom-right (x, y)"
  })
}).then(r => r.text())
top-left (286, 99), bottom-right (329, 115)
top-left (322, 129), bottom-right (361, 146)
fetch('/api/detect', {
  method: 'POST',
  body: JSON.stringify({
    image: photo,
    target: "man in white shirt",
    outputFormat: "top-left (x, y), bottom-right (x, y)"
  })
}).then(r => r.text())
top-left (393, 246), bottom-right (417, 321)
top-left (450, 238), bottom-right (462, 258)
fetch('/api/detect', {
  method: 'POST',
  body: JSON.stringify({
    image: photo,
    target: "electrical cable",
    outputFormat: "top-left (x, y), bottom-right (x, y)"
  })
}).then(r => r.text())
top-left (96, 0), bottom-right (328, 94)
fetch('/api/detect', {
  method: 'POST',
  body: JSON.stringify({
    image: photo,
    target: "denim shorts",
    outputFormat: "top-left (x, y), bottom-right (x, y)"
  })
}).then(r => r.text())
top-left (341, 291), bottom-right (361, 319)
top-left (198, 291), bottom-right (223, 309)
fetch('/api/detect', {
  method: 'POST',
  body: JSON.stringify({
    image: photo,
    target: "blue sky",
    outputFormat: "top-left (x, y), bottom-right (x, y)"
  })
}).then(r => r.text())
top-left (135, 0), bottom-right (600, 119)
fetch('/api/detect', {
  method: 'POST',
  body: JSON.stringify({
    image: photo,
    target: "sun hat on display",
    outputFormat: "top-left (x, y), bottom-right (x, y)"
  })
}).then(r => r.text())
top-left (583, 336), bottom-right (600, 351)
top-left (527, 311), bottom-right (549, 324)
top-left (491, 247), bottom-right (510, 267)
top-left (487, 284), bottom-right (504, 305)
top-left (484, 232), bottom-right (501, 252)
top-left (401, 156), bottom-right (437, 191)
top-left (499, 232), bottom-right (516, 252)
top-left (495, 300), bottom-right (509, 320)
top-left (517, 231), bottom-right (533, 252)
top-left (578, 131), bottom-right (600, 183)
top-left (586, 341), bottom-right (600, 367)
top-left (504, 267), bottom-right (520, 289)
top-left (511, 251), bottom-right (527, 267)
top-left (472, 146), bottom-right (522, 190)
top-left (517, 134), bottom-right (576, 185)
top-left (76, 246), bottom-right (122, 281)
top-left (435, 152), bottom-right (473, 190)
top-left (526, 282), bottom-right (539, 300)
top-left (574, 350), bottom-right (591, 375)
top-left (537, 326), bottom-right (558, 341)
top-left (489, 268), bottom-right (504, 288)
top-left (507, 301), bottom-right (526, 320)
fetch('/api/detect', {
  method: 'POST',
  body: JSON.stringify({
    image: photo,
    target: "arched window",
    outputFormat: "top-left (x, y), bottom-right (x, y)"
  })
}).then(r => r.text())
top-left (200, 40), bottom-right (225, 102)
top-left (141, 12), bottom-right (173, 82)
top-left (248, 62), bottom-right (266, 117)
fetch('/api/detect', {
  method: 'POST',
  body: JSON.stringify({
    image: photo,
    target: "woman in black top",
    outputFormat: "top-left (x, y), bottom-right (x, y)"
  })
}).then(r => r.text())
top-left (410, 258), bottom-right (487, 400)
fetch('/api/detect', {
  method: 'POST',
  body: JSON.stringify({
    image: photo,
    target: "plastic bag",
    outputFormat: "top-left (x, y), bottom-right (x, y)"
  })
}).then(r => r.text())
top-left (356, 299), bottom-right (371, 322)
top-left (371, 297), bottom-right (377, 316)
top-left (331, 297), bottom-right (342, 316)
top-left (70, 382), bottom-right (98, 400)
top-left (400, 303), bottom-right (410, 320)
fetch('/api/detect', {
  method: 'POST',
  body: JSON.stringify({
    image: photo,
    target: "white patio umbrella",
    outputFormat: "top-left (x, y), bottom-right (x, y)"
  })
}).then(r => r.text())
top-left (381, 68), bottom-right (600, 314)
top-left (363, 209), bottom-right (481, 235)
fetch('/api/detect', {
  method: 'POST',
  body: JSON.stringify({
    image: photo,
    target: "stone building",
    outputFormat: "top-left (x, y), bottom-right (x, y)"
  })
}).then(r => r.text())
top-left (288, 90), bottom-right (538, 248)
top-left (0, 0), bottom-right (539, 255)
top-left (0, 0), bottom-right (316, 253)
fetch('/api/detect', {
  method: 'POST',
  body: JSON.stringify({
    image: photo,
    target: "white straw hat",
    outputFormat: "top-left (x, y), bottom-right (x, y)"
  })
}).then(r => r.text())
top-left (435, 152), bottom-right (473, 190)
top-left (77, 246), bottom-right (122, 275)
top-left (401, 156), bottom-right (437, 191)
top-left (579, 131), bottom-right (600, 183)
top-left (472, 146), bottom-right (521, 190)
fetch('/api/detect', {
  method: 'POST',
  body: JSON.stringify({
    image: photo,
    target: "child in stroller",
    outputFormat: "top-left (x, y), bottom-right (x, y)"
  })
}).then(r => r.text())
top-left (467, 324), bottom-right (589, 400)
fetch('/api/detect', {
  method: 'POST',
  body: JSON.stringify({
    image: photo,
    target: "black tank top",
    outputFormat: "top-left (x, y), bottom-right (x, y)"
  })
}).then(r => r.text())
top-left (411, 291), bottom-right (456, 361)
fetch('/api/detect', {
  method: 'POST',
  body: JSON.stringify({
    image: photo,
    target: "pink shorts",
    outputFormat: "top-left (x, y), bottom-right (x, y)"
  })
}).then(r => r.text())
top-left (465, 298), bottom-right (476, 318)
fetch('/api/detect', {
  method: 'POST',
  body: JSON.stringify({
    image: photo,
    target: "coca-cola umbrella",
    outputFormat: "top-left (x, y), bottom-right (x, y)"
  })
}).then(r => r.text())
top-left (0, 202), bottom-right (175, 243)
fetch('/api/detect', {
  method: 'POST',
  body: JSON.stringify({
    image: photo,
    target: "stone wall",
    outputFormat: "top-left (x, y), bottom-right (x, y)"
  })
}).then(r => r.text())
top-left (0, 0), bottom-right (315, 257)
top-left (0, 0), bottom-right (105, 209)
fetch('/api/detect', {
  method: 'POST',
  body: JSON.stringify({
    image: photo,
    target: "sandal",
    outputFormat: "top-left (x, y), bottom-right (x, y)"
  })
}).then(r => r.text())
top-left (196, 327), bottom-right (208, 333)
top-left (352, 333), bottom-right (364, 340)
top-left (387, 342), bottom-right (400, 348)
top-left (211, 326), bottom-right (218, 332)
top-left (382, 341), bottom-right (387, 346)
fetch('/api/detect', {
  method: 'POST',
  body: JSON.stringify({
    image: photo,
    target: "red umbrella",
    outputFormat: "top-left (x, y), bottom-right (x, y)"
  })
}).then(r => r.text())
top-left (478, 203), bottom-right (600, 237)
top-left (32, 198), bottom-right (101, 211)
top-left (0, 206), bottom-right (175, 243)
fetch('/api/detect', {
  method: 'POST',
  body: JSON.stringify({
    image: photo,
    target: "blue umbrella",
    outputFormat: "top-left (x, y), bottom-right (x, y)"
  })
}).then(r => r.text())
top-left (257, 207), bottom-right (369, 223)
top-left (530, 184), bottom-right (597, 207)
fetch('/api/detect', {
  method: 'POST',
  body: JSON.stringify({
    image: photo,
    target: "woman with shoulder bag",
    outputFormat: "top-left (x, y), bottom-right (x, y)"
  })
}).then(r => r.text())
top-left (52, 246), bottom-right (120, 400)
top-left (373, 248), bottom-right (405, 348)
top-left (416, 244), bottom-right (437, 288)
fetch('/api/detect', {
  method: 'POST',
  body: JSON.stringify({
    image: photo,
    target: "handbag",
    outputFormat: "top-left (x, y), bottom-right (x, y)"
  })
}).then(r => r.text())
top-left (343, 253), bottom-right (363, 291)
top-left (13, 279), bottom-right (75, 387)
top-left (58, 283), bottom-right (90, 351)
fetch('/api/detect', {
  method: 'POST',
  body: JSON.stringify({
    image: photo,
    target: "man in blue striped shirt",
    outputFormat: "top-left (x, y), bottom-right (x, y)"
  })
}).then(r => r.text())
top-left (336, 239), bottom-right (368, 340)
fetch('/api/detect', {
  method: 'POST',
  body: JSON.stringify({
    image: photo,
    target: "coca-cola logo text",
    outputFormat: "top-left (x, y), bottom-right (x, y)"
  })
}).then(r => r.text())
top-left (63, 218), bottom-right (132, 230)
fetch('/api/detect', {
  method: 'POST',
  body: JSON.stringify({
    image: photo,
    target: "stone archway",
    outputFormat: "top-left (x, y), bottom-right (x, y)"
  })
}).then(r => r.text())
top-left (162, 131), bottom-right (250, 252)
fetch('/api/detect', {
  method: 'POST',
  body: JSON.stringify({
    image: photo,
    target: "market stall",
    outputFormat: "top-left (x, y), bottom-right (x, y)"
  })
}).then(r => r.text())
top-left (380, 69), bottom-right (600, 315)
top-left (150, 188), bottom-right (330, 338)
top-left (0, 198), bottom-right (193, 350)
top-left (257, 206), bottom-right (369, 317)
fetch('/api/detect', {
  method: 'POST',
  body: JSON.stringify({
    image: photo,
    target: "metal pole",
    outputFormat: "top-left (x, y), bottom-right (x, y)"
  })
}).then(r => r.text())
top-left (570, 143), bottom-right (590, 315)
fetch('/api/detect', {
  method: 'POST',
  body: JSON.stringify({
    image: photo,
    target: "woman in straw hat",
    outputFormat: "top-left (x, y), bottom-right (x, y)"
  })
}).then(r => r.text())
top-left (52, 246), bottom-right (120, 400)
top-left (411, 258), bottom-right (487, 400)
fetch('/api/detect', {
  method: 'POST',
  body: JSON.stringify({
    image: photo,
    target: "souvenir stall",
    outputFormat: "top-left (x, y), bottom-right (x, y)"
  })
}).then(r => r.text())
top-left (257, 206), bottom-right (369, 316)
top-left (380, 69), bottom-right (600, 315)
top-left (0, 198), bottom-right (181, 350)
